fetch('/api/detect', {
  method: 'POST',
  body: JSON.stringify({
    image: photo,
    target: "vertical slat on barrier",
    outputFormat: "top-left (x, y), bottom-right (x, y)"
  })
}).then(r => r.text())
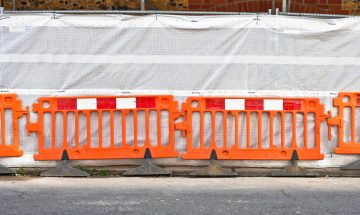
top-left (126, 111), bottom-right (134, 146)
top-left (0, 109), bottom-right (2, 146)
top-left (226, 113), bottom-right (235, 149)
top-left (204, 112), bottom-right (212, 148)
top-left (86, 112), bottom-right (91, 148)
top-left (281, 112), bottom-right (285, 149)
top-left (238, 112), bottom-right (246, 148)
top-left (63, 111), bottom-right (68, 148)
top-left (223, 111), bottom-right (227, 149)
top-left (351, 106), bottom-right (355, 143)
top-left (98, 111), bottom-right (103, 148)
top-left (211, 111), bottom-right (216, 148)
top-left (269, 113), bottom-right (274, 148)
top-left (133, 110), bottom-right (138, 147)
top-left (250, 112), bottom-right (258, 148)
top-left (79, 112), bottom-right (87, 148)
top-left (285, 112), bottom-right (293, 148)
top-left (161, 110), bottom-right (169, 146)
top-left (90, 112), bottom-right (99, 148)
top-left (262, 112), bottom-right (270, 149)
top-left (246, 112), bottom-right (250, 148)
top-left (292, 112), bottom-right (296, 148)
top-left (145, 110), bottom-right (150, 147)
top-left (215, 112), bottom-right (224, 148)
top-left (51, 112), bottom-right (56, 149)
top-left (234, 113), bottom-right (239, 148)
top-left (356, 107), bottom-right (360, 142)
top-left (307, 113), bottom-right (315, 148)
top-left (258, 111), bottom-right (262, 149)
top-left (156, 110), bottom-right (161, 146)
top-left (110, 111), bottom-right (115, 148)
top-left (296, 113), bottom-right (305, 148)
top-left (55, 112), bottom-right (64, 149)
top-left (114, 111), bottom-right (122, 147)
top-left (200, 111), bottom-right (204, 149)
top-left (67, 112), bottom-right (75, 148)
top-left (101, 111), bottom-right (111, 148)
top-left (43, 112), bottom-right (52, 148)
top-left (136, 110), bottom-right (145, 147)
top-left (1, 110), bottom-right (5, 146)
top-left (122, 111), bottom-right (127, 147)
top-left (149, 110), bottom-right (158, 146)
top-left (75, 111), bottom-right (79, 149)
top-left (303, 112), bottom-right (308, 149)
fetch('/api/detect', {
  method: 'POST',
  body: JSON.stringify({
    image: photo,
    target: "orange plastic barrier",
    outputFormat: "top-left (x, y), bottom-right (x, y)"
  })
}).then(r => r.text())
top-left (328, 92), bottom-right (360, 154)
top-left (176, 97), bottom-right (328, 160)
top-left (0, 94), bottom-right (27, 157)
top-left (27, 95), bottom-right (180, 160)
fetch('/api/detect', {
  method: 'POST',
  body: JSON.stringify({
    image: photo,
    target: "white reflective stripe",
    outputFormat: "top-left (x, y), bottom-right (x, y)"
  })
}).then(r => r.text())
top-left (1, 54), bottom-right (360, 66)
top-left (116, 98), bottom-right (136, 109)
top-left (77, 98), bottom-right (97, 110)
top-left (225, 99), bottom-right (245, 110)
top-left (264, 99), bottom-right (283, 110)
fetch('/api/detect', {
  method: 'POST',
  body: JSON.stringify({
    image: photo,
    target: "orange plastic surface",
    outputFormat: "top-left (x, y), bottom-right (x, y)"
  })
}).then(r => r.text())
top-left (0, 94), bottom-right (27, 157)
top-left (27, 95), bottom-right (180, 160)
top-left (177, 97), bottom-right (327, 160)
top-left (328, 92), bottom-right (360, 154)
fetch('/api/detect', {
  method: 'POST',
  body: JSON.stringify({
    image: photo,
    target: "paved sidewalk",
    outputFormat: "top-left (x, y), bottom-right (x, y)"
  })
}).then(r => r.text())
top-left (0, 177), bottom-right (359, 214)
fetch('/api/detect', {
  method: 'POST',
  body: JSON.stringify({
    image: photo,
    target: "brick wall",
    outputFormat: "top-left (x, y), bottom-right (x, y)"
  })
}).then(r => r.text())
top-left (189, 0), bottom-right (359, 14)
top-left (189, 0), bottom-right (282, 12)
top-left (1, 0), bottom-right (359, 15)
top-left (2, 0), bottom-right (188, 10)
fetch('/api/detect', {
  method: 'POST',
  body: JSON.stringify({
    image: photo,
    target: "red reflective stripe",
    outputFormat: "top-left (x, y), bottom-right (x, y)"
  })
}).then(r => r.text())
top-left (136, 97), bottom-right (156, 108)
top-left (57, 98), bottom-right (77, 110)
top-left (245, 99), bottom-right (263, 110)
top-left (97, 98), bottom-right (116, 109)
top-left (357, 94), bottom-right (360, 106)
top-left (283, 100), bottom-right (303, 110)
top-left (205, 98), bottom-right (225, 110)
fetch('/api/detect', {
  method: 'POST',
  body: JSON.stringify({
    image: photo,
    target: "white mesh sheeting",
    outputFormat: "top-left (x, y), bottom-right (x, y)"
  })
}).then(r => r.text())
top-left (1, 14), bottom-right (360, 167)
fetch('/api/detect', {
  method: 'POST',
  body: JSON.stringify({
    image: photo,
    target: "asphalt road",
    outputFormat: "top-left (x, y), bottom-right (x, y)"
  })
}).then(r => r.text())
top-left (0, 177), bottom-right (359, 215)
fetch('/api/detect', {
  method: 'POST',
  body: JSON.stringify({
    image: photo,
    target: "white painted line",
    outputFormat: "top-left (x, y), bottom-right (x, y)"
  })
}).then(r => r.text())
top-left (116, 98), bottom-right (136, 109)
top-left (264, 99), bottom-right (283, 110)
top-left (77, 98), bottom-right (97, 110)
top-left (225, 99), bottom-right (245, 110)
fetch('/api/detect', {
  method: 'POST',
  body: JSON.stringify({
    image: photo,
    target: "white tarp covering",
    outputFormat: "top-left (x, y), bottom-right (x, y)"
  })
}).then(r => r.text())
top-left (1, 13), bottom-right (360, 168)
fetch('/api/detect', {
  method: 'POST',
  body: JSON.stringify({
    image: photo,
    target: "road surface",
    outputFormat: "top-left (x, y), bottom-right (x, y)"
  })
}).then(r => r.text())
top-left (0, 177), bottom-right (359, 214)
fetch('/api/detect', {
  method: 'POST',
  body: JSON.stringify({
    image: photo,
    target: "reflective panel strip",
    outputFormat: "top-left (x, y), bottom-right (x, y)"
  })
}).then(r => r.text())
top-left (116, 98), bottom-right (136, 109)
top-left (77, 98), bottom-right (97, 110)
top-left (264, 99), bottom-right (283, 111)
top-left (225, 99), bottom-right (245, 110)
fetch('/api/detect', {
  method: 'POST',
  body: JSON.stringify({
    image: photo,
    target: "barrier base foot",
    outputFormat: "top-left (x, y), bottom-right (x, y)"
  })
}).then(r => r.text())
top-left (123, 159), bottom-right (172, 176)
top-left (341, 159), bottom-right (360, 170)
top-left (189, 161), bottom-right (238, 177)
top-left (0, 164), bottom-right (15, 176)
top-left (271, 161), bottom-right (319, 177)
top-left (40, 160), bottom-right (90, 177)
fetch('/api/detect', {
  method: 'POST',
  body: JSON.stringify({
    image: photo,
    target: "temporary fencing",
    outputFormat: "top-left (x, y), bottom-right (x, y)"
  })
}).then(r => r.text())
top-left (176, 97), bottom-right (328, 160)
top-left (0, 94), bottom-right (27, 157)
top-left (328, 92), bottom-right (360, 154)
top-left (27, 95), bottom-right (180, 160)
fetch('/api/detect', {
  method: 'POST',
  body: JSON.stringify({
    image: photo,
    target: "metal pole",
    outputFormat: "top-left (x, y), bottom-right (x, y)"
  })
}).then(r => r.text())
top-left (141, 0), bottom-right (145, 11)
top-left (13, 0), bottom-right (16, 11)
top-left (282, 0), bottom-right (287, 12)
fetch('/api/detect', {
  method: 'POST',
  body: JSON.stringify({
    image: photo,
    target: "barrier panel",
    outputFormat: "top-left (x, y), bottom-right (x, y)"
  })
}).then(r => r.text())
top-left (177, 97), bottom-right (328, 160)
top-left (27, 95), bottom-right (180, 160)
top-left (328, 92), bottom-right (360, 154)
top-left (0, 94), bottom-right (27, 157)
